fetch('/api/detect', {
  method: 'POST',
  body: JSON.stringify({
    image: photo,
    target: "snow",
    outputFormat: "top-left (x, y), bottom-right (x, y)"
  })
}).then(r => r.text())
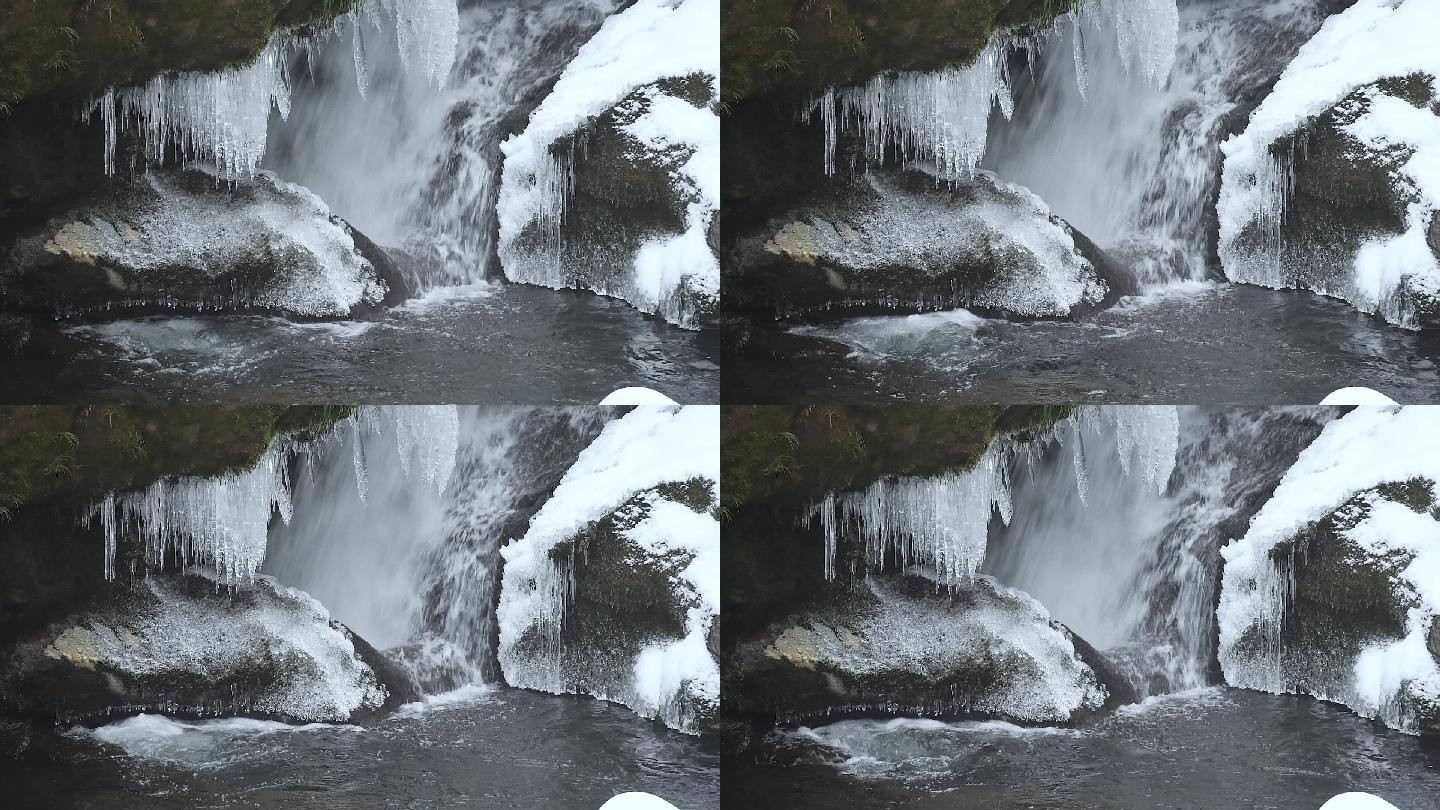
top-left (1321, 387), bottom-right (1400, 406)
top-left (1218, 405), bottom-right (1440, 733)
top-left (803, 406), bottom-right (1178, 587)
top-left (1319, 794), bottom-right (1403, 810)
top-left (497, 405), bottom-right (719, 733)
top-left (803, 0), bottom-right (1178, 181)
top-left (598, 794), bottom-right (680, 810)
top-left (600, 387), bottom-right (679, 405)
top-left (496, 0), bottom-right (719, 328)
top-left (1217, 0), bottom-right (1440, 328)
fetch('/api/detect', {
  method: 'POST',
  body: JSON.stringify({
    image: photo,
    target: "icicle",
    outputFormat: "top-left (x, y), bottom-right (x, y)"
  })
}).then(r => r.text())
top-left (354, 405), bottom-right (461, 495)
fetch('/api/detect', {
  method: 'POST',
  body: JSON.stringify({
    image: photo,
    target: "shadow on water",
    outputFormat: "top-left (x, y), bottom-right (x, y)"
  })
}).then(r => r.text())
top-left (2, 687), bottom-right (719, 810)
top-left (725, 284), bottom-right (1440, 404)
top-left (0, 284), bottom-right (720, 404)
top-left (723, 689), bottom-right (1440, 810)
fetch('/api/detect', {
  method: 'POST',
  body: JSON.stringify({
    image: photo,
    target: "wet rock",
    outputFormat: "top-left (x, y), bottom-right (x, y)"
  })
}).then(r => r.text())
top-left (725, 575), bottom-right (1127, 726)
top-left (0, 574), bottom-right (412, 725)
top-left (727, 169), bottom-right (1132, 321)
top-left (0, 169), bottom-right (397, 321)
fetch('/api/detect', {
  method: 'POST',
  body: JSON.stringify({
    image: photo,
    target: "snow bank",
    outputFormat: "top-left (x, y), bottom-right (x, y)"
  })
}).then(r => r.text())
top-left (496, 0), bottom-right (719, 328)
top-left (497, 406), bottom-right (719, 733)
top-left (1218, 405), bottom-right (1440, 733)
top-left (1319, 794), bottom-right (1402, 810)
top-left (1217, 0), bottom-right (1440, 328)
top-left (1320, 387), bottom-right (1400, 406)
top-left (599, 794), bottom-right (680, 810)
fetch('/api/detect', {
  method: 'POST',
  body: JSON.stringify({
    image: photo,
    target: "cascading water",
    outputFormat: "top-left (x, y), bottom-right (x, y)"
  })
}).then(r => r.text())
top-left (268, 0), bottom-right (619, 288)
top-left (986, 406), bottom-right (1333, 695)
top-left (985, 0), bottom-right (1331, 283)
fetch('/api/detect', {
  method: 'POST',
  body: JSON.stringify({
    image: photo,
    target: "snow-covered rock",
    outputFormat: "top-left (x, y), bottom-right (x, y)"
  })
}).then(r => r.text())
top-left (725, 575), bottom-right (1125, 726)
top-left (0, 169), bottom-right (401, 320)
top-left (496, 0), bottom-right (719, 329)
top-left (0, 574), bottom-right (416, 724)
top-left (1320, 387), bottom-right (1401, 406)
top-left (599, 793), bottom-right (680, 810)
top-left (1319, 794), bottom-right (1403, 810)
top-left (1217, 0), bottom-right (1440, 329)
top-left (1218, 406), bottom-right (1440, 734)
top-left (497, 405), bottom-right (719, 734)
top-left (599, 387), bottom-right (679, 406)
top-left (728, 170), bottom-right (1132, 320)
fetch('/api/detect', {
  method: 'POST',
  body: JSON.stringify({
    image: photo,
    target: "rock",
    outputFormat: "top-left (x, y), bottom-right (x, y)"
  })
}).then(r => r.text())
top-left (1218, 0), bottom-right (1440, 328)
top-left (724, 575), bottom-right (1126, 726)
top-left (0, 574), bottom-right (413, 725)
top-left (497, 0), bottom-right (719, 330)
top-left (0, 169), bottom-right (399, 321)
top-left (498, 406), bottom-right (720, 734)
top-left (728, 170), bottom-right (1132, 321)
top-left (1219, 408), bottom-right (1440, 735)
top-left (1429, 211), bottom-right (1440, 261)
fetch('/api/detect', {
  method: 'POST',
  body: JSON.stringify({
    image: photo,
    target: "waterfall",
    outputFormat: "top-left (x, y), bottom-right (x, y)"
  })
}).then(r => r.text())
top-left (268, 0), bottom-right (618, 287)
top-left (988, 406), bottom-right (1332, 695)
top-left (81, 1), bottom-right (461, 186)
top-left (802, 406), bottom-right (1180, 590)
top-left (801, 0), bottom-right (1179, 183)
top-left (985, 0), bottom-right (1329, 283)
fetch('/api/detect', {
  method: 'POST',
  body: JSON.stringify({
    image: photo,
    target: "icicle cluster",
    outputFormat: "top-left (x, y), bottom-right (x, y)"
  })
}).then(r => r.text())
top-left (84, 440), bottom-right (296, 588)
top-left (82, 406), bottom-right (461, 588)
top-left (803, 406), bottom-right (1180, 587)
top-left (81, 0), bottom-right (460, 181)
top-left (354, 405), bottom-right (461, 498)
top-left (80, 33), bottom-right (295, 182)
top-left (802, 0), bottom-right (1178, 180)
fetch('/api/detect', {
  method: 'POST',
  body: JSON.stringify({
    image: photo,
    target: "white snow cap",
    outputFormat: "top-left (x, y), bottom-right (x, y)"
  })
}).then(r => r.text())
top-left (599, 387), bottom-right (680, 406)
top-left (1319, 387), bottom-right (1400, 406)
top-left (1318, 794), bottom-right (1402, 810)
top-left (598, 793), bottom-right (680, 810)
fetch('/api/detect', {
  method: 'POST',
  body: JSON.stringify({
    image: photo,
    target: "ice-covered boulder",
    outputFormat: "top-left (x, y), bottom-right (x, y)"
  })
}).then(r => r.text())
top-left (727, 170), bottom-right (1132, 321)
top-left (1218, 406), bottom-right (1440, 735)
top-left (0, 573), bottom-right (417, 725)
top-left (497, 406), bottom-right (720, 734)
top-left (0, 169), bottom-right (403, 320)
top-left (724, 575), bottom-right (1128, 726)
top-left (496, 0), bottom-right (719, 329)
top-left (1217, 0), bottom-right (1440, 329)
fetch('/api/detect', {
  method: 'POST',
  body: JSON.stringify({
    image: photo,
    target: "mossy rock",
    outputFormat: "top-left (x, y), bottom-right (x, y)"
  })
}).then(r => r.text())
top-left (720, 0), bottom-right (1073, 106)
top-left (0, 404), bottom-right (351, 518)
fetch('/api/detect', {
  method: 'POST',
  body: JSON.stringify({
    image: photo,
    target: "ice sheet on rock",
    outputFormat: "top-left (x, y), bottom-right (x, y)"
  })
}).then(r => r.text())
top-left (1218, 405), bottom-right (1440, 734)
top-left (495, 0), bottom-right (719, 328)
top-left (87, 576), bottom-right (384, 722)
top-left (1217, 0), bottom-right (1440, 328)
top-left (84, 438), bottom-right (296, 588)
top-left (782, 577), bottom-right (1108, 723)
top-left (497, 405), bottom-right (719, 733)
top-left (804, 406), bottom-right (1179, 587)
top-left (802, 0), bottom-right (1178, 181)
top-left (33, 171), bottom-right (386, 319)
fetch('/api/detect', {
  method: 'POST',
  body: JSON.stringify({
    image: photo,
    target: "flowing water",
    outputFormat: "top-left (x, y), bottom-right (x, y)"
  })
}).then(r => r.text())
top-left (724, 688), bottom-right (1440, 810)
top-left (4, 286), bottom-right (719, 404)
top-left (730, 284), bottom-right (1440, 403)
top-left (744, 0), bottom-right (1439, 402)
top-left (727, 407), bottom-right (1440, 808)
top-left (1, 688), bottom-right (718, 810)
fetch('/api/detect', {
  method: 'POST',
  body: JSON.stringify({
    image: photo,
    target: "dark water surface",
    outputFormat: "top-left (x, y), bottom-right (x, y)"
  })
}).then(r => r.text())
top-left (726, 284), bottom-right (1440, 404)
top-left (724, 688), bottom-right (1440, 809)
top-left (1, 687), bottom-right (718, 809)
top-left (2, 284), bottom-right (720, 404)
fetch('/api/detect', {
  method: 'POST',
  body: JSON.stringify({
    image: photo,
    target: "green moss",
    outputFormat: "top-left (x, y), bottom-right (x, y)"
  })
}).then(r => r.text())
top-left (720, 405), bottom-right (1073, 513)
top-left (720, 0), bottom-right (1075, 106)
top-left (0, 405), bottom-right (352, 518)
